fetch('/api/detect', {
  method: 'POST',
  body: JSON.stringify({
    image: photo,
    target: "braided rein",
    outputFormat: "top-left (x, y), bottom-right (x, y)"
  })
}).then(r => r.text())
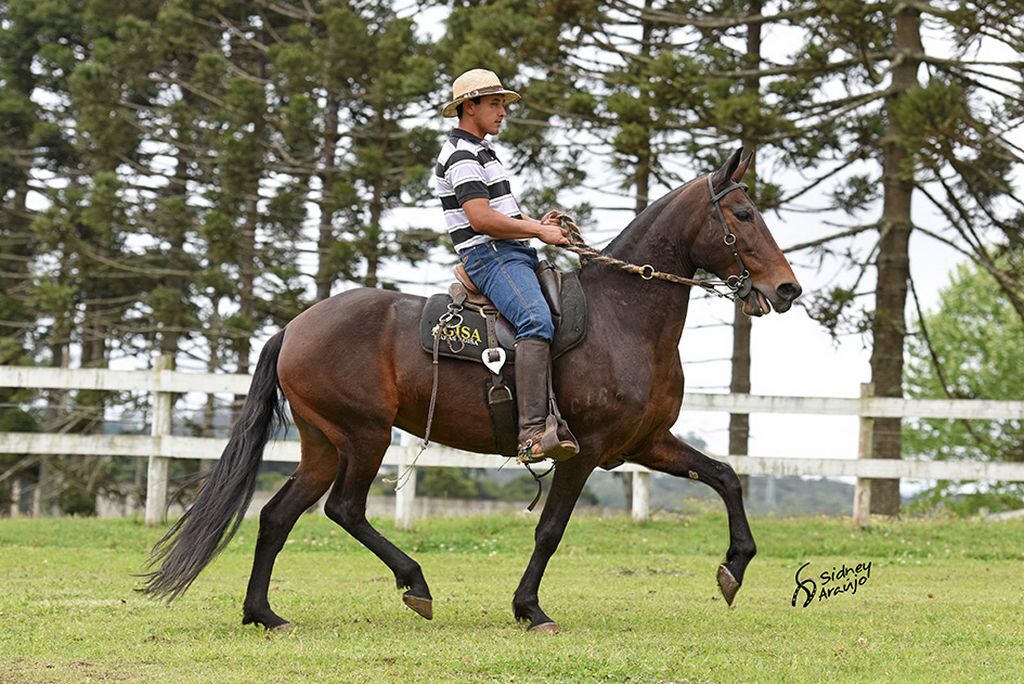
top-left (555, 192), bottom-right (750, 302)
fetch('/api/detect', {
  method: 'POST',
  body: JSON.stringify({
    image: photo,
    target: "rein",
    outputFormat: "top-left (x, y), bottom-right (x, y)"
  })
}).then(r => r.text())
top-left (557, 175), bottom-right (752, 300)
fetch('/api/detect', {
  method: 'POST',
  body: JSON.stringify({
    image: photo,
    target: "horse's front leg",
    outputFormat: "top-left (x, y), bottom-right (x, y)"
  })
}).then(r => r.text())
top-left (512, 453), bottom-right (597, 632)
top-left (632, 432), bottom-right (756, 605)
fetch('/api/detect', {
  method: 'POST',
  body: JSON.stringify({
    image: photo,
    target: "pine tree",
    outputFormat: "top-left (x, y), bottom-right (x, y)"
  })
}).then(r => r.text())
top-left (904, 259), bottom-right (1024, 514)
top-left (787, 1), bottom-right (1024, 514)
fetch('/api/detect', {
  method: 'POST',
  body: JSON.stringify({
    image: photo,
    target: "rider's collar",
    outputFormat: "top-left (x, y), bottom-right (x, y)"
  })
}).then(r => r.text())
top-left (450, 127), bottom-right (494, 150)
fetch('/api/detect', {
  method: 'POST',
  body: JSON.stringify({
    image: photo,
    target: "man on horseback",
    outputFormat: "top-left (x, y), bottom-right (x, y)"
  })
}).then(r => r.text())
top-left (434, 68), bottom-right (578, 463)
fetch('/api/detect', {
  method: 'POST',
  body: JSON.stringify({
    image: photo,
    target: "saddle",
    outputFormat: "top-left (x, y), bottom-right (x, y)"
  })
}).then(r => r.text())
top-left (419, 261), bottom-right (587, 365)
top-left (419, 260), bottom-right (588, 457)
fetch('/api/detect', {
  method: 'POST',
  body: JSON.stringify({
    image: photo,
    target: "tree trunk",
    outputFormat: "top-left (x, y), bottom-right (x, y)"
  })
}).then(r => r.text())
top-left (160, 94), bottom-right (196, 359)
top-left (365, 187), bottom-right (383, 288)
top-left (617, 8), bottom-right (654, 508)
top-left (202, 307), bottom-right (222, 478)
top-left (869, 7), bottom-right (922, 516)
top-left (729, 0), bottom-right (763, 500)
top-left (316, 94), bottom-right (341, 301)
top-left (234, 27), bottom-right (268, 382)
top-left (236, 194), bottom-right (258, 377)
top-left (634, 0), bottom-right (654, 215)
top-left (729, 303), bottom-right (752, 495)
top-left (0, 174), bottom-right (33, 360)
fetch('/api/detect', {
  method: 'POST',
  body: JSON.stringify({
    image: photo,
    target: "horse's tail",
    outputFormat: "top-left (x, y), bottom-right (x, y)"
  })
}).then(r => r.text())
top-left (141, 329), bottom-right (287, 601)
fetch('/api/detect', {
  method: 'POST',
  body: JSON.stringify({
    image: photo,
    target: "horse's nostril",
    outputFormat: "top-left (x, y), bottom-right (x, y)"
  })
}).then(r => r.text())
top-left (777, 282), bottom-right (802, 301)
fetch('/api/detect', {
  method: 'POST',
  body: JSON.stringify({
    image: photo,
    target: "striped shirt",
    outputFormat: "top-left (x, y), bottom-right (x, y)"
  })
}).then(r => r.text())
top-left (433, 128), bottom-right (523, 252)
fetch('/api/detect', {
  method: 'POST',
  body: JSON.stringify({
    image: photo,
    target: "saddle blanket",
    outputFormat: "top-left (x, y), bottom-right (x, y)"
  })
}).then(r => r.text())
top-left (419, 269), bottom-right (587, 365)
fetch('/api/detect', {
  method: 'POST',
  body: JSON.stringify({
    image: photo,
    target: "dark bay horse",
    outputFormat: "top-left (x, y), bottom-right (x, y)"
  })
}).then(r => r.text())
top-left (143, 148), bottom-right (802, 633)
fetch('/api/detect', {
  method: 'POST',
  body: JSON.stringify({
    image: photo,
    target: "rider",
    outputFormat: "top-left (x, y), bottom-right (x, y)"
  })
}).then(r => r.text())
top-left (434, 68), bottom-right (578, 463)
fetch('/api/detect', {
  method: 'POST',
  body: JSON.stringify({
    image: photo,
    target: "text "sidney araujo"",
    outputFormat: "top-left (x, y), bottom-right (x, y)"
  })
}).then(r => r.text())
top-left (791, 560), bottom-right (872, 608)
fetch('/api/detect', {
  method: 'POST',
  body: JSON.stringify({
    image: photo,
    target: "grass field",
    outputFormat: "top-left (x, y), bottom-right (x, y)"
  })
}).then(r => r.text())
top-left (1, 508), bottom-right (1022, 683)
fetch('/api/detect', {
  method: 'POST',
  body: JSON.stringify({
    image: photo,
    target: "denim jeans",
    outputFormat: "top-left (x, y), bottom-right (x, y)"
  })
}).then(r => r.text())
top-left (460, 240), bottom-right (554, 342)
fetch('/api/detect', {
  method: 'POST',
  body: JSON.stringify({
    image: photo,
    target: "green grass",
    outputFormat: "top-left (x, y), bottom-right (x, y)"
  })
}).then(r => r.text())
top-left (1, 510), bottom-right (1022, 683)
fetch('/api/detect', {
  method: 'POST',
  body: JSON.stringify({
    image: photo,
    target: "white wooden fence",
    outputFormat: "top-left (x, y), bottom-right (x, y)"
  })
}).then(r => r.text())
top-left (2, 364), bottom-right (1023, 529)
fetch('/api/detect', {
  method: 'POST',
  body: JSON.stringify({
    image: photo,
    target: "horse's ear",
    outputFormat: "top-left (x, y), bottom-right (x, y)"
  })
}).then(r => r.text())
top-left (732, 150), bottom-right (753, 182)
top-left (711, 147), bottom-right (744, 190)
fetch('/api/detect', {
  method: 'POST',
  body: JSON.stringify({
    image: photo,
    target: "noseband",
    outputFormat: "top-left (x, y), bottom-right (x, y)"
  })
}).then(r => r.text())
top-left (707, 174), bottom-right (753, 299)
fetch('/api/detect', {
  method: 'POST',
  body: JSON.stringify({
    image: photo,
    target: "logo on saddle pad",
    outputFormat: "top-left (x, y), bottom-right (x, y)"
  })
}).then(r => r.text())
top-left (436, 323), bottom-right (483, 347)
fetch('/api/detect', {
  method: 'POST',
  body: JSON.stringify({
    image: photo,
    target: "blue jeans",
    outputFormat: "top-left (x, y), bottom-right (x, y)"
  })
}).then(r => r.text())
top-left (460, 241), bottom-right (555, 342)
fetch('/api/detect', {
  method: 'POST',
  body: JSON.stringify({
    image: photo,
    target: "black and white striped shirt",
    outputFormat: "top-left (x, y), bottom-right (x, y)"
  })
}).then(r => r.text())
top-left (433, 128), bottom-right (523, 252)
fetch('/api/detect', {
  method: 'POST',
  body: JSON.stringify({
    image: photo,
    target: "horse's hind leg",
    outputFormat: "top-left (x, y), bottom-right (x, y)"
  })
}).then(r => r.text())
top-left (242, 415), bottom-right (338, 631)
top-left (322, 424), bottom-right (433, 620)
top-left (633, 432), bottom-right (756, 605)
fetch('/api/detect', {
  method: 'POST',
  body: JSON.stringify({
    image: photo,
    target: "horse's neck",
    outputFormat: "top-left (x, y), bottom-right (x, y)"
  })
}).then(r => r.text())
top-left (583, 193), bottom-right (704, 347)
top-left (601, 184), bottom-right (706, 277)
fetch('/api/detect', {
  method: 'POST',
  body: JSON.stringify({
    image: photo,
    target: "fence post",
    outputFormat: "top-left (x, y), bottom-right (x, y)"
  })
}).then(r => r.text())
top-left (10, 478), bottom-right (20, 518)
top-left (32, 456), bottom-right (51, 517)
top-left (853, 383), bottom-right (874, 530)
top-left (145, 355), bottom-right (173, 526)
top-left (395, 434), bottom-right (417, 531)
top-left (631, 470), bottom-right (650, 522)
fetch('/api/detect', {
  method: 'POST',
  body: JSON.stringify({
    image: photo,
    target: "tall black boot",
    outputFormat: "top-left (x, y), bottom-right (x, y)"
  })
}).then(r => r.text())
top-left (515, 338), bottom-right (578, 463)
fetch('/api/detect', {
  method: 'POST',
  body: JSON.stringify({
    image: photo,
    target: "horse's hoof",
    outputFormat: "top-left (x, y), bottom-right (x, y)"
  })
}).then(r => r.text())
top-left (267, 621), bottom-right (294, 635)
top-left (717, 564), bottom-right (740, 606)
top-left (528, 621), bottom-right (560, 634)
top-left (243, 611), bottom-right (291, 631)
top-left (403, 592), bottom-right (433, 620)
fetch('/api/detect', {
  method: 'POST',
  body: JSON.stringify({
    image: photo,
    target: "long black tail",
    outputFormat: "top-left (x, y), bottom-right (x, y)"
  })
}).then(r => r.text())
top-left (141, 329), bottom-right (287, 601)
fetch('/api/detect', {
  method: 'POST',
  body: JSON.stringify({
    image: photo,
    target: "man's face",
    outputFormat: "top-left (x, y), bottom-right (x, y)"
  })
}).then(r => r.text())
top-left (465, 95), bottom-right (506, 136)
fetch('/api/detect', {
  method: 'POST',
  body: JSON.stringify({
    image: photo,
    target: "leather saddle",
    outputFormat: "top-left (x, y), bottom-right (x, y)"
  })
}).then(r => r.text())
top-left (419, 260), bottom-right (587, 365)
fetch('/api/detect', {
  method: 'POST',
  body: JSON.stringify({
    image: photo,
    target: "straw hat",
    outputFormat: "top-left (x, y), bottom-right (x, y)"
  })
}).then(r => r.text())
top-left (441, 69), bottom-right (521, 118)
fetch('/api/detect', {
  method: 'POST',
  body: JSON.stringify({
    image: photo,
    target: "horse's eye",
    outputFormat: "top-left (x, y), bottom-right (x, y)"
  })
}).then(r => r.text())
top-left (734, 210), bottom-right (753, 222)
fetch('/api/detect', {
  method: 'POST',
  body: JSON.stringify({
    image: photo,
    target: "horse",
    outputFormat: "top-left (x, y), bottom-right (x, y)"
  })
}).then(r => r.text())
top-left (142, 148), bottom-right (802, 634)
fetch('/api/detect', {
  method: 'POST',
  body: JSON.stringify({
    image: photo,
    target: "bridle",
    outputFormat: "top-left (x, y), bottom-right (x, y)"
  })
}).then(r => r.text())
top-left (557, 173), bottom-right (754, 301)
top-left (706, 174), bottom-right (753, 299)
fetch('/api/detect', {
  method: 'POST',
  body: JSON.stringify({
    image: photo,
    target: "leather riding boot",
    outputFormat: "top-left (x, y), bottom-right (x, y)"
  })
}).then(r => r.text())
top-left (515, 338), bottom-right (578, 463)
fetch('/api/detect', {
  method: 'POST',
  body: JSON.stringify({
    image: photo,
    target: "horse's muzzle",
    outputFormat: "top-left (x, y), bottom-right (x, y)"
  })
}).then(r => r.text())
top-left (772, 281), bottom-right (802, 313)
top-left (744, 281), bottom-right (801, 316)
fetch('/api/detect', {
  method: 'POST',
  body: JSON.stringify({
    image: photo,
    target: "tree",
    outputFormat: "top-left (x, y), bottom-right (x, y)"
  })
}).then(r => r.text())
top-left (1, 0), bottom-right (168, 514)
top-left (0, 1), bottom-right (455, 514)
top-left (904, 260), bottom-right (1024, 515)
top-left (265, 1), bottom-right (440, 295)
top-left (790, 2), bottom-right (1024, 514)
top-left (551, 2), bottom-right (1024, 517)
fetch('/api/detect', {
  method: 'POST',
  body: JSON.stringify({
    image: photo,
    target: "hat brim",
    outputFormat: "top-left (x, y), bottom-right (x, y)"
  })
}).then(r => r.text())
top-left (441, 89), bottom-right (521, 118)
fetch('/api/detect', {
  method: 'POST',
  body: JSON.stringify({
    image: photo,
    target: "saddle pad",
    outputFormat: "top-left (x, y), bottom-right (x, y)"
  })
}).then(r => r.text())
top-left (420, 270), bottom-right (587, 364)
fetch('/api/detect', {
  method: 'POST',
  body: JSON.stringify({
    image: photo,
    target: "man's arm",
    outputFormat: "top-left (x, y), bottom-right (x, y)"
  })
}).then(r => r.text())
top-left (462, 198), bottom-right (568, 245)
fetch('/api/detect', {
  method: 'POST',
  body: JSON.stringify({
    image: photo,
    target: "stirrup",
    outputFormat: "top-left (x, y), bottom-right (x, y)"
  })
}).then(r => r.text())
top-left (517, 416), bottom-right (578, 464)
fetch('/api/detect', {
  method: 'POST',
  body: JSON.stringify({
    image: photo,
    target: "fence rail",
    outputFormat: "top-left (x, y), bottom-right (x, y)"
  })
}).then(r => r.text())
top-left (4, 365), bottom-right (1022, 419)
top-left (2, 364), bottom-right (1023, 528)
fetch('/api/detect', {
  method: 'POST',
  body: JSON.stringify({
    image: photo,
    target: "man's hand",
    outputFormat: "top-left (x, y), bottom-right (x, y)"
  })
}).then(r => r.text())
top-left (534, 221), bottom-right (570, 246)
top-left (463, 198), bottom-right (570, 244)
top-left (536, 209), bottom-right (569, 244)
top-left (540, 210), bottom-right (564, 226)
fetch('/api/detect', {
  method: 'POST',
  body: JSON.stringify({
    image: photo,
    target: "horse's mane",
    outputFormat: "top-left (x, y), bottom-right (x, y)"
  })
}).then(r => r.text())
top-left (600, 175), bottom-right (704, 256)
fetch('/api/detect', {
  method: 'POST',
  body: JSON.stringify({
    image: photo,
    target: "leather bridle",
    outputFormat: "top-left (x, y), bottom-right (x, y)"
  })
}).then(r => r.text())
top-left (706, 174), bottom-right (753, 299)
